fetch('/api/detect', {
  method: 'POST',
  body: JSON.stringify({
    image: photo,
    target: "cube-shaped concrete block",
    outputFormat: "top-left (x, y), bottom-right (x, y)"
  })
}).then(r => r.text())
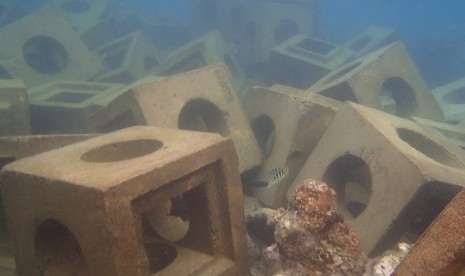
top-left (156, 31), bottom-right (244, 89)
top-left (29, 81), bottom-right (124, 134)
top-left (311, 41), bottom-right (444, 121)
top-left (0, 6), bottom-right (102, 87)
top-left (269, 34), bottom-right (355, 89)
top-left (394, 190), bottom-right (465, 275)
top-left (130, 64), bottom-right (262, 173)
top-left (287, 102), bottom-right (465, 255)
top-left (1, 126), bottom-right (249, 275)
top-left (0, 80), bottom-right (30, 136)
top-left (344, 25), bottom-right (399, 58)
top-left (93, 31), bottom-right (163, 84)
top-left (242, 85), bottom-right (341, 207)
top-left (433, 77), bottom-right (465, 125)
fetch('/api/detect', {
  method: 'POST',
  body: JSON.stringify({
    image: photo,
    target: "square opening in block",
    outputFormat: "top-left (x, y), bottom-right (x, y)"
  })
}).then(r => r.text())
top-left (296, 38), bottom-right (335, 55)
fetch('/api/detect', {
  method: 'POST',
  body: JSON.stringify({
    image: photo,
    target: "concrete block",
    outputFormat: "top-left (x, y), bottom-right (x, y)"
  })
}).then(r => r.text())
top-left (0, 80), bottom-right (30, 136)
top-left (413, 116), bottom-right (465, 150)
top-left (394, 190), bottom-right (465, 275)
top-left (311, 41), bottom-right (444, 121)
top-left (268, 34), bottom-right (355, 89)
top-left (242, 85), bottom-right (341, 207)
top-left (93, 31), bottom-right (163, 84)
top-left (156, 30), bottom-right (244, 89)
top-left (344, 25), bottom-right (399, 58)
top-left (0, 6), bottom-right (102, 87)
top-left (287, 102), bottom-right (465, 255)
top-left (28, 81), bottom-right (125, 134)
top-left (433, 77), bottom-right (465, 125)
top-left (130, 64), bottom-right (262, 173)
top-left (0, 126), bottom-right (249, 275)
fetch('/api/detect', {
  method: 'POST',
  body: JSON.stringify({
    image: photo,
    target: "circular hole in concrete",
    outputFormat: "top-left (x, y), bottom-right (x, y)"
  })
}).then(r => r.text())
top-left (145, 242), bottom-right (177, 273)
top-left (35, 219), bottom-right (87, 275)
top-left (178, 99), bottom-right (229, 137)
top-left (146, 196), bottom-right (190, 242)
top-left (349, 36), bottom-right (372, 51)
top-left (144, 56), bottom-right (159, 71)
top-left (23, 36), bottom-right (68, 75)
top-left (251, 115), bottom-right (275, 159)
top-left (397, 127), bottom-right (465, 169)
top-left (323, 61), bottom-right (363, 84)
top-left (61, 0), bottom-right (91, 13)
top-left (273, 19), bottom-right (299, 44)
top-left (81, 139), bottom-right (163, 163)
top-left (223, 54), bottom-right (239, 78)
top-left (244, 21), bottom-right (256, 41)
top-left (442, 87), bottom-right (465, 105)
top-left (322, 154), bottom-right (372, 219)
top-left (381, 77), bottom-right (416, 118)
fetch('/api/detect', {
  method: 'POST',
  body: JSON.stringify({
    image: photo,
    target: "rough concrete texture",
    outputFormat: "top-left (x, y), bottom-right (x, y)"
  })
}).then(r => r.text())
top-left (242, 85), bottom-right (341, 207)
top-left (156, 30), bottom-right (244, 90)
top-left (344, 25), bottom-right (399, 58)
top-left (0, 126), bottom-right (249, 275)
top-left (0, 6), bottom-right (102, 87)
top-left (262, 179), bottom-right (365, 275)
top-left (394, 190), bottom-right (465, 275)
top-left (311, 41), bottom-right (444, 121)
top-left (93, 31), bottom-right (163, 84)
top-left (287, 102), bottom-right (465, 255)
top-left (0, 79), bottom-right (30, 136)
top-left (28, 81), bottom-right (129, 134)
top-left (269, 34), bottom-right (355, 89)
top-left (130, 64), bottom-right (262, 173)
top-left (432, 77), bottom-right (465, 126)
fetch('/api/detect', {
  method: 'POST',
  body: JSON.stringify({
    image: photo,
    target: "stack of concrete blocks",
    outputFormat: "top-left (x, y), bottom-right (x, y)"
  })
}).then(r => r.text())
top-left (310, 41), bottom-right (444, 121)
top-left (0, 6), bottom-right (102, 87)
top-left (344, 25), bottom-right (399, 58)
top-left (241, 85), bottom-right (341, 207)
top-left (156, 30), bottom-right (245, 91)
top-left (129, 64), bottom-right (262, 174)
top-left (394, 189), bottom-right (465, 275)
top-left (93, 31), bottom-right (164, 84)
top-left (0, 80), bottom-right (30, 136)
top-left (286, 102), bottom-right (465, 256)
top-left (28, 81), bottom-right (144, 134)
top-left (268, 34), bottom-right (355, 89)
top-left (0, 126), bottom-right (249, 275)
top-left (433, 77), bottom-right (465, 126)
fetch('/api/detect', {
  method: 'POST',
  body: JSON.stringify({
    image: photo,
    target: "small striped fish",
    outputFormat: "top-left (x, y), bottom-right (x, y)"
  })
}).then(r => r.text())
top-left (268, 167), bottom-right (289, 186)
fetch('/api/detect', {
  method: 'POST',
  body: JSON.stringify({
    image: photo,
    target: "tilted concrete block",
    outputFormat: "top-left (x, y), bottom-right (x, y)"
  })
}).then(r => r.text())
top-left (433, 77), bottom-right (465, 125)
top-left (242, 85), bottom-right (341, 207)
top-left (130, 64), bottom-right (261, 173)
top-left (287, 102), bottom-right (465, 255)
top-left (310, 41), bottom-right (444, 121)
top-left (0, 80), bottom-right (30, 136)
top-left (28, 81), bottom-right (127, 134)
top-left (344, 25), bottom-right (399, 58)
top-left (1, 126), bottom-right (249, 275)
top-left (0, 6), bottom-right (102, 87)
top-left (93, 31), bottom-right (163, 84)
top-left (394, 190), bottom-right (465, 275)
top-left (156, 30), bottom-right (244, 89)
top-left (268, 34), bottom-right (355, 89)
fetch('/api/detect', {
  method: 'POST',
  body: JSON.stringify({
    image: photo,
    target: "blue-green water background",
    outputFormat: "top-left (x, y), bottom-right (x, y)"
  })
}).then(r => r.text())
top-left (15, 0), bottom-right (465, 87)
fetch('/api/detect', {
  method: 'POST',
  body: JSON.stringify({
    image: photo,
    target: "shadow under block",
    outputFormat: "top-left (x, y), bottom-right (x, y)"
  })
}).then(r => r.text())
top-left (394, 190), bottom-right (465, 275)
top-left (0, 6), bottom-right (102, 87)
top-left (93, 31), bottom-right (163, 84)
top-left (269, 34), bottom-right (355, 89)
top-left (28, 81), bottom-right (141, 134)
top-left (242, 85), bottom-right (341, 207)
top-left (130, 64), bottom-right (262, 174)
top-left (286, 102), bottom-right (465, 255)
top-left (433, 77), bottom-right (465, 125)
top-left (310, 41), bottom-right (444, 121)
top-left (344, 25), bottom-right (399, 58)
top-left (0, 80), bottom-right (30, 136)
top-left (0, 126), bottom-right (249, 275)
